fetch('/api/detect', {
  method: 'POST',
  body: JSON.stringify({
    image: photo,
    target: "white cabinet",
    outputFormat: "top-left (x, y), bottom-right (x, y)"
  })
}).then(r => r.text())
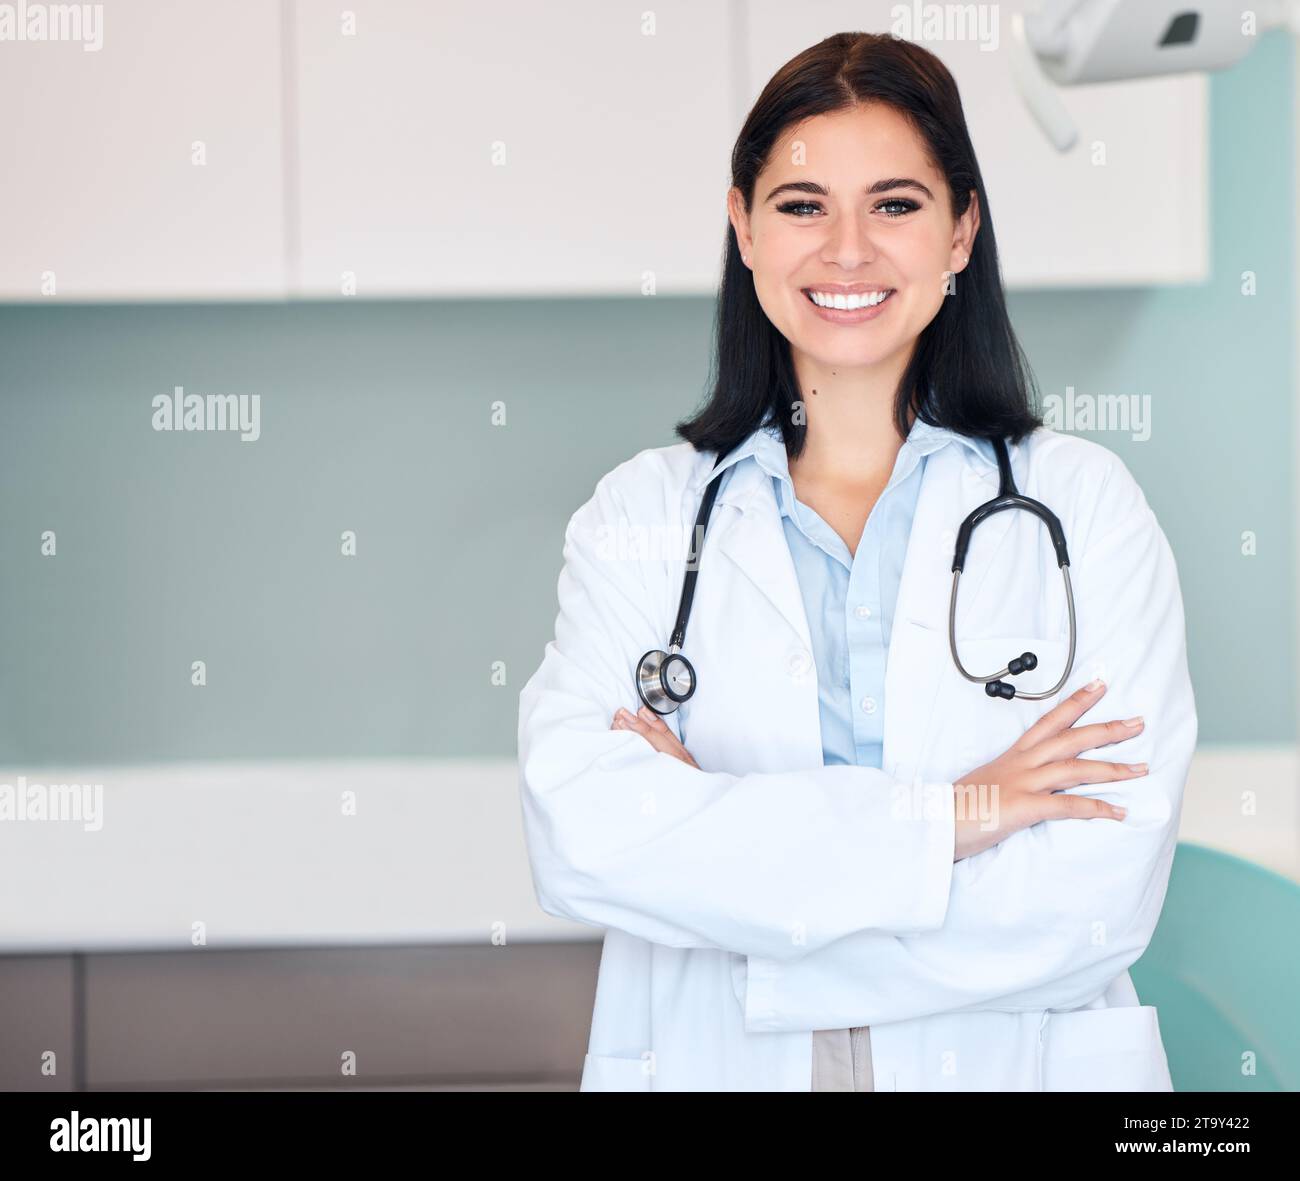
top-left (739, 1), bottom-right (1208, 288)
top-left (0, 0), bottom-right (285, 300)
top-left (291, 0), bottom-right (738, 297)
top-left (0, 1), bottom-right (1207, 300)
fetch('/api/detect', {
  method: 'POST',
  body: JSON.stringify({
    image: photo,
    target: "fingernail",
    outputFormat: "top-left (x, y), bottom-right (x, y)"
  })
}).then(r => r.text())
top-left (1128, 763), bottom-right (1148, 773)
top-left (1122, 715), bottom-right (1143, 728)
top-left (1086, 678), bottom-right (1104, 691)
top-left (1113, 807), bottom-right (1128, 818)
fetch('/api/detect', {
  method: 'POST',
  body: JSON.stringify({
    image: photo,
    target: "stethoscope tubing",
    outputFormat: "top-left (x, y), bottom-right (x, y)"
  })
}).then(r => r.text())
top-left (637, 428), bottom-right (1076, 713)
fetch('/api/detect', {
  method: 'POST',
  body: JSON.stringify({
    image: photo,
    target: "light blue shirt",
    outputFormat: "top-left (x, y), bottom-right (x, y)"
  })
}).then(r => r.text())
top-left (714, 416), bottom-right (995, 768)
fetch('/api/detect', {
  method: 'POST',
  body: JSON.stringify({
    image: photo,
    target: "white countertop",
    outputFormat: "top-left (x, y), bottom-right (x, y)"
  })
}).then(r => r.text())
top-left (0, 757), bottom-right (593, 953)
top-left (0, 746), bottom-right (1294, 953)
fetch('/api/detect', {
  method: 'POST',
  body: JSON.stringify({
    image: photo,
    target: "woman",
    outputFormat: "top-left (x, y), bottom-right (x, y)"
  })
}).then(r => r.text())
top-left (517, 32), bottom-right (1196, 1091)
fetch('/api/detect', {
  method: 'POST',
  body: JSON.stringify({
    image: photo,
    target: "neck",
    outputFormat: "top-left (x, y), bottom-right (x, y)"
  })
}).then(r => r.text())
top-left (787, 349), bottom-right (915, 487)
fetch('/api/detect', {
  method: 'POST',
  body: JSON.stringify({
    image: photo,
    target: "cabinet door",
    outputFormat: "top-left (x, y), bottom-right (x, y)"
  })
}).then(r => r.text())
top-left (0, 0), bottom-right (285, 300)
top-left (740, 1), bottom-right (1207, 288)
top-left (293, 0), bottom-right (737, 296)
top-left (0, 957), bottom-right (74, 1090)
top-left (83, 945), bottom-right (600, 1088)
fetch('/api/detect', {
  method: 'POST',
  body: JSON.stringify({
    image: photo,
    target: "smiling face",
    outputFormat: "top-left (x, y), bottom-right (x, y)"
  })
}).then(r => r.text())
top-left (727, 101), bottom-right (979, 376)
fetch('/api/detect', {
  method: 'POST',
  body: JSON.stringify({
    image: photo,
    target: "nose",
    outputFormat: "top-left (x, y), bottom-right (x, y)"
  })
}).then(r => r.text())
top-left (821, 209), bottom-right (878, 269)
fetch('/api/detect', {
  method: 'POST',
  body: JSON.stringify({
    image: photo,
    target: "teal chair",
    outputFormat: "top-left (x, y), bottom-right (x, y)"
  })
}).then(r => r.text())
top-left (1131, 842), bottom-right (1300, 1091)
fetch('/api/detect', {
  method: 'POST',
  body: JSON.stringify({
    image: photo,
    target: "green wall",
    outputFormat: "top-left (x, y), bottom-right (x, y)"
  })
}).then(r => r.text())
top-left (0, 35), bottom-right (1292, 764)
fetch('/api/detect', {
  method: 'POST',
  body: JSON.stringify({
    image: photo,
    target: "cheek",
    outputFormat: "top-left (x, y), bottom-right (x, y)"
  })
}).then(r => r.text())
top-left (898, 276), bottom-right (948, 325)
top-left (890, 247), bottom-right (951, 319)
top-left (752, 275), bottom-right (803, 334)
top-left (901, 240), bottom-right (957, 295)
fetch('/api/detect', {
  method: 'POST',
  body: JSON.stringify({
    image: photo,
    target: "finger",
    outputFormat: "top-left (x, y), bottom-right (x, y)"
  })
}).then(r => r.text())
top-left (617, 708), bottom-right (695, 765)
top-left (1014, 679), bottom-right (1107, 752)
top-left (1039, 791), bottom-right (1129, 822)
top-left (1032, 715), bottom-right (1144, 766)
top-left (636, 706), bottom-right (671, 731)
top-left (630, 718), bottom-right (686, 759)
top-left (660, 741), bottom-right (699, 767)
top-left (639, 724), bottom-right (681, 754)
top-left (1039, 756), bottom-right (1148, 791)
top-left (642, 730), bottom-right (682, 758)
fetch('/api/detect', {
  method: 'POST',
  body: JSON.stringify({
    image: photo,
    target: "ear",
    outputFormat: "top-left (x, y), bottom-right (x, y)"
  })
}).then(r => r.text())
top-left (727, 186), bottom-right (754, 267)
top-left (951, 188), bottom-right (981, 271)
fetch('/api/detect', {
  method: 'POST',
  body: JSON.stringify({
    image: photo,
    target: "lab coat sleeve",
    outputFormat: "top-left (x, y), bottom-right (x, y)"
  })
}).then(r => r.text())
top-left (517, 464), bottom-right (956, 961)
top-left (738, 455), bottom-right (1198, 1030)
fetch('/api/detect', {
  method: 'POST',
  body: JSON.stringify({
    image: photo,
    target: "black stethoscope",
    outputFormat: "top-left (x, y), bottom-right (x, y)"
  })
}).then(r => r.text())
top-left (635, 434), bottom-right (1077, 715)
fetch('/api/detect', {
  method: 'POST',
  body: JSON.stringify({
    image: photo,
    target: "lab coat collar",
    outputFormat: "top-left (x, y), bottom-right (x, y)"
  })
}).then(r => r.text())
top-left (706, 414), bottom-right (1001, 511)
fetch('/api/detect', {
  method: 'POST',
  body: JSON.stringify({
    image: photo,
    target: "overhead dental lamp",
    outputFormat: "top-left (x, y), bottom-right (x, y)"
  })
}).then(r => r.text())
top-left (1012, 0), bottom-right (1300, 150)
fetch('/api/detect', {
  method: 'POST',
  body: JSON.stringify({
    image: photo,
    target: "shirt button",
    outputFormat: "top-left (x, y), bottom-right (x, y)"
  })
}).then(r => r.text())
top-left (860, 696), bottom-right (877, 715)
top-left (855, 604), bottom-right (873, 620)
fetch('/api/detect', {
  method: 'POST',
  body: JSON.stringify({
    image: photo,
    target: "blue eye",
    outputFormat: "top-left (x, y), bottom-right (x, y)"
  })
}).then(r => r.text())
top-left (775, 200), bottom-right (821, 217)
top-left (774, 197), bottom-right (921, 218)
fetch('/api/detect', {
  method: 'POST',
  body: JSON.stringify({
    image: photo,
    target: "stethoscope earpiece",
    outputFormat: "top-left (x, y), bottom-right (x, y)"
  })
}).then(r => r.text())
top-left (984, 651), bottom-right (1039, 698)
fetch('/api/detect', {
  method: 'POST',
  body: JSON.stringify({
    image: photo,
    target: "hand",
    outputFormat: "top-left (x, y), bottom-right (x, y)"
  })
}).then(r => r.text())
top-left (611, 706), bottom-right (700, 769)
top-left (952, 679), bottom-right (1147, 861)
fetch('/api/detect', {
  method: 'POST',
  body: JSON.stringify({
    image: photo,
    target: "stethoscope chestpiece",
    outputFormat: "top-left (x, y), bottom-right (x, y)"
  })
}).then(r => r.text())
top-left (635, 647), bottom-right (698, 716)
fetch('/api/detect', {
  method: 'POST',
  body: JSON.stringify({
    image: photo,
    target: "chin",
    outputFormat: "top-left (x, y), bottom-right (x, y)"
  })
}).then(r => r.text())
top-left (794, 337), bottom-right (903, 370)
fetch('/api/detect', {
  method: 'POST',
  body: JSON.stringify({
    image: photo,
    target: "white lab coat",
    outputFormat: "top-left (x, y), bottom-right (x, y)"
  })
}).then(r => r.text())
top-left (517, 425), bottom-right (1197, 1091)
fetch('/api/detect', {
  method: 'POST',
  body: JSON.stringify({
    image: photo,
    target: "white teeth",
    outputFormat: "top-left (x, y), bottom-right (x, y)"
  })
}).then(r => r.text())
top-left (807, 289), bottom-right (891, 310)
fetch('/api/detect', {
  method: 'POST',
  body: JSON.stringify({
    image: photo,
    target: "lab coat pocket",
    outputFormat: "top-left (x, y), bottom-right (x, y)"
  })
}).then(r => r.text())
top-left (580, 1052), bottom-right (655, 1092)
top-left (1039, 1004), bottom-right (1173, 1092)
top-left (935, 634), bottom-right (1072, 782)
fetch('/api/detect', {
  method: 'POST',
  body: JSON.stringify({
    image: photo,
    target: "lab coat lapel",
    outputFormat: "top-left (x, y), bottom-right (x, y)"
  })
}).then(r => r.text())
top-left (713, 457), bottom-right (814, 652)
top-left (895, 440), bottom-right (1019, 632)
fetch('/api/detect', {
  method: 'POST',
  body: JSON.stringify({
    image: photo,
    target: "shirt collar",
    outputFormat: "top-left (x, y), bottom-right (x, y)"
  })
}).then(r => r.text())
top-left (710, 414), bottom-right (998, 487)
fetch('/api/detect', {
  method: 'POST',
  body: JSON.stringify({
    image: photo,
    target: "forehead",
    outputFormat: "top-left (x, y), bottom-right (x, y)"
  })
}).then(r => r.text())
top-left (763, 103), bottom-right (934, 179)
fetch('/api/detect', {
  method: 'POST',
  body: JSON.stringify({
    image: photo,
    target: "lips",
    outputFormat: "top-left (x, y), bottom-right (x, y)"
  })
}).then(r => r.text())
top-left (803, 288), bottom-right (895, 310)
top-left (801, 285), bottom-right (893, 296)
top-left (800, 286), bottom-right (896, 323)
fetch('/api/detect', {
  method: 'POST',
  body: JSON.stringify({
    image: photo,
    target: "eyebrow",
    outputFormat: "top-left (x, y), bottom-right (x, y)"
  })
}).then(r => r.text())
top-left (763, 177), bottom-right (936, 203)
